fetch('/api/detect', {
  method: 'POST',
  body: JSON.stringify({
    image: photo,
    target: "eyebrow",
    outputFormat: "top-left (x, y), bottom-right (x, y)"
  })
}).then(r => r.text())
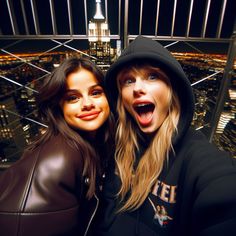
top-left (65, 84), bottom-right (102, 93)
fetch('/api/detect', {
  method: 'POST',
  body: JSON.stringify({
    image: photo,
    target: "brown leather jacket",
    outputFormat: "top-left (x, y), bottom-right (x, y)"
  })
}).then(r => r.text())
top-left (0, 134), bottom-right (99, 236)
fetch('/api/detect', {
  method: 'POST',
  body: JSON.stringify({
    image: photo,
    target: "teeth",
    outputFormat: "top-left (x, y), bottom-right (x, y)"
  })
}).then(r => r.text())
top-left (135, 103), bottom-right (149, 107)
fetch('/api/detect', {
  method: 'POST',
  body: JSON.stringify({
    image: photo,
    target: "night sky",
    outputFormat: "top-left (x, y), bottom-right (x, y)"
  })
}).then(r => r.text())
top-left (0, 0), bottom-right (235, 54)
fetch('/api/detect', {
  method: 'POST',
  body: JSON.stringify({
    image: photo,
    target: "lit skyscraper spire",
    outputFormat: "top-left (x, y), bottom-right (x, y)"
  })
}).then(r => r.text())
top-left (94, 0), bottom-right (105, 20)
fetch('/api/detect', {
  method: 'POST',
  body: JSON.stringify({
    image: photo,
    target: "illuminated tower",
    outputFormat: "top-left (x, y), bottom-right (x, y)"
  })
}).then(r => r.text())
top-left (88, 0), bottom-right (111, 67)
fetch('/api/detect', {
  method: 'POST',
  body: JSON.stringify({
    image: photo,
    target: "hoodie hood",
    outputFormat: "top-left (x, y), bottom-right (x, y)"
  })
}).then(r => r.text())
top-left (105, 35), bottom-right (195, 145)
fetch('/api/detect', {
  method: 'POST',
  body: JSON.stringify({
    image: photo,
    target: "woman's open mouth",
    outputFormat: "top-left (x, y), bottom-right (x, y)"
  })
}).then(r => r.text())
top-left (133, 102), bottom-right (155, 126)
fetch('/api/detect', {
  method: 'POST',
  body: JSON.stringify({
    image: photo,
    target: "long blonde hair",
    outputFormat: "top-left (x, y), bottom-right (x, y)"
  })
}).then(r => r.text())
top-left (115, 65), bottom-right (180, 211)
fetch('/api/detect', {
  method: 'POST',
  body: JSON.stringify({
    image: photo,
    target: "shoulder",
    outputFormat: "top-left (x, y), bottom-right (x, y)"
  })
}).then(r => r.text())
top-left (178, 130), bottom-right (236, 235)
top-left (40, 135), bottom-right (81, 161)
top-left (29, 134), bottom-right (83, 176)
top-left (179, 128), bottom-right (232, 161)
top-left (178, 128), bottom-right (236, 190)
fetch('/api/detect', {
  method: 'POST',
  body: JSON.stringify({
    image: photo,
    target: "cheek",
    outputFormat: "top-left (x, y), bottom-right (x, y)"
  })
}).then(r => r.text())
top-left (103, 100), bottom-right (110, 115)
top-left (163, 88), bottom-right (172, 107)
top-left (97, 98), bottom-right (110, 116)
top-left (97, 97), bottom-right (109, 108)
top-left (61, 103), bottom-right (77, 117)
top-left (121, 89), bottom-right (132, 106)
top-left (153, 84), bottom-right (171, 105)
top-left (160, 93), bottom-right (170, 106)
top-left (122, 99), bottom-right (133, 115)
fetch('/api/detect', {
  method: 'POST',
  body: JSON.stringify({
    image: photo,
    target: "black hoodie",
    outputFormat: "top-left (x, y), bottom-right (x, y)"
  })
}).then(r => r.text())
top-left (95, 36), bottom-right (236, 236)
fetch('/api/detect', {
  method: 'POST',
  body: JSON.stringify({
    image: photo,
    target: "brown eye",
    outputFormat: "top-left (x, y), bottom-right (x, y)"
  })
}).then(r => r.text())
top-left (65, 95), bottom-right (79, 103)
top-left (91, 89), bottom-right (103, 96)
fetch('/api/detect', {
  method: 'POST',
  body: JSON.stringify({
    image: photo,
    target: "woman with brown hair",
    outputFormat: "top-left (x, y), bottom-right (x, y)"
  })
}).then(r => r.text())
top-left (0, 57), bottom-right (114, 236)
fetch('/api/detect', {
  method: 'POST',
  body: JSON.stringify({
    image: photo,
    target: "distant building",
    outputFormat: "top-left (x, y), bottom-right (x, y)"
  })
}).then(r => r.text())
top-left (217, 75), bottom-right (236, 156)
top-left (88, 0), bottom-right (111, 68)
top-left (219, 118), bottom-right (236, 157)
top-left (0, 97), bottom-right (26, 164)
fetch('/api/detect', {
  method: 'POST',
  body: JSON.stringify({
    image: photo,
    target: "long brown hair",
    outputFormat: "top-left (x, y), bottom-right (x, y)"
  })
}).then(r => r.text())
top-left (30, 57), bottom-right (114, 199)
top-left (115, 64), bottom-right (180, 211)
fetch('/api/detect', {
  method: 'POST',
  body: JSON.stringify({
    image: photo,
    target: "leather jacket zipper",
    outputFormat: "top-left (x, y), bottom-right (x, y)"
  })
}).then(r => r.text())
top-left (83, 193), bottom-right (99, 236)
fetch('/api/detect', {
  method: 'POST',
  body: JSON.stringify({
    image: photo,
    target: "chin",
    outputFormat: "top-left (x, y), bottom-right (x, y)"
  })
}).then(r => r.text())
top-left (140, 125), bottom-right (159, 134)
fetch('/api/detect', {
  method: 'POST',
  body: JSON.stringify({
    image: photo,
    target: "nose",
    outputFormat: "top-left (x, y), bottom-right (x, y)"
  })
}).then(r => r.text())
top-left (133, 77), bottom-right (145, 96)
top-left (81, 96), bottom-right (95, 110)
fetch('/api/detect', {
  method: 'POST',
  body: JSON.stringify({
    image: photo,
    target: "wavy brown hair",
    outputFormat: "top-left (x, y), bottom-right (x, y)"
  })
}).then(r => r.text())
top-left (29, 57), bottom-right (114, 199)
top-left (115, 64), bottom-right (180, 211)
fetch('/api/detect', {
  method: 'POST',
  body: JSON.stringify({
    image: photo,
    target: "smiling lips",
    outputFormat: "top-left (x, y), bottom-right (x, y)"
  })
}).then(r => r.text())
top-left (133, 101), bottom-right (155, 126)
top-left (77, 111), bottom-right (100, 121)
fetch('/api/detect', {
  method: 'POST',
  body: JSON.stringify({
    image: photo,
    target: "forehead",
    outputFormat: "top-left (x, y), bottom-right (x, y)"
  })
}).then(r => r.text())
top-left (66, 68), bottom-right (100, 89)
top-left (117, 65), bottom-right (168, 79)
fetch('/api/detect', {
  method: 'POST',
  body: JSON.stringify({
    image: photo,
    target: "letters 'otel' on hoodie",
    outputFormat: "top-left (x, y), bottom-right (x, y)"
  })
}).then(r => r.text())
top-left (95, 36), bottom-right (236, 236)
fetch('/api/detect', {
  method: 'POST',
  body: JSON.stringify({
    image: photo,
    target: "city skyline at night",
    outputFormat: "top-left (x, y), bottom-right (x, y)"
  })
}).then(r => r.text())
top-left (0, 0), bottom-right (235, 166)
top-left (0, 48), bottom-right (235, 163)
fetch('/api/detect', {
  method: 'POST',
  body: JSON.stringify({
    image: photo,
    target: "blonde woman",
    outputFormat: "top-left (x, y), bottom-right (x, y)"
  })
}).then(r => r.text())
top-left (96, 36), bottom-right (236, 236)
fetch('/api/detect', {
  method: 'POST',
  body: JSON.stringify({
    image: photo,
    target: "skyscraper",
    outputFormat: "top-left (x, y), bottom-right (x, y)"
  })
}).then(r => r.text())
top-left (88, 0), bottom-right (111, 67)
